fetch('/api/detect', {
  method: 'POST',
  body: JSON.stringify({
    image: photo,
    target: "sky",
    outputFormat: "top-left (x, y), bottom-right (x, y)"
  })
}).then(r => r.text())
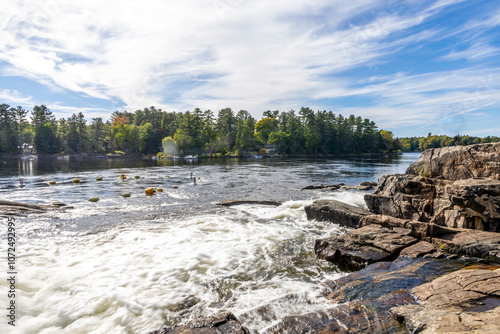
top-left (0, 0), bottom-right (499, 137)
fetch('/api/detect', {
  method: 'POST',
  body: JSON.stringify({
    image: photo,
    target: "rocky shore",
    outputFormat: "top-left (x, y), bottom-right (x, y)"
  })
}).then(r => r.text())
top-left (149, 143), bottom-right (500, 333)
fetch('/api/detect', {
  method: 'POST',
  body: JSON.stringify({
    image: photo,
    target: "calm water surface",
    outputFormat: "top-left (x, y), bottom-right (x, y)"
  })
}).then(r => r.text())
top-left (0, 154), bottom-right (420, 334)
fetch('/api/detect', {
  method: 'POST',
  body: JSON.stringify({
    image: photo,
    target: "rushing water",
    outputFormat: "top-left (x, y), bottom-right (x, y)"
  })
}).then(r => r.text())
top-left (0, 154), bottom-right (420, 334)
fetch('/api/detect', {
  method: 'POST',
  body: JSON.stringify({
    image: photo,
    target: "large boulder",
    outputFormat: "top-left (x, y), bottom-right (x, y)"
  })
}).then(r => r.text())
top-left (406, 142), bottom-right (500, 181)
top-left (364, 175), bottom-right (500, 232)
top-left (315, 224), bottom-right (418, 270)
top-left (305, 199), bottom-right (372, 228)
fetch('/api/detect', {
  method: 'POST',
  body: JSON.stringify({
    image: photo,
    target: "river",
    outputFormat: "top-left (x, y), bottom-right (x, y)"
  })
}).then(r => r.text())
top-left (0, 154), bottom-right (420, 334)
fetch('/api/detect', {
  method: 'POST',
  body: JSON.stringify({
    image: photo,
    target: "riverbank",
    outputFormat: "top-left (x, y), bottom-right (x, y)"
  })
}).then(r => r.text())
top-left (149, 143), bottom-right (500, 333)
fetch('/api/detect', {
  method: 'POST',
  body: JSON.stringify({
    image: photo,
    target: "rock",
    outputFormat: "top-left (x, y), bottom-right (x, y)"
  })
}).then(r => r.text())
top-left (263, 290), bottom-right (413, 334)
top-left (305, 199), bottom-right (372, 228)
top-left (217, 200), bottom-right (282, 207)
top-left (406, 142), bottom-right (500, 181)
top-left (88, 197), bottom-right (99, 202)
top-left (121, 193), bottom-right (131, 198)
top-left (148, 312), bottom-right (249, 334)
top-left (0, 200), bottom-right (70, 217)
top-left (430, 228), bottom-right (500, 260)
top-left (365, 174), bottom-right (500, 232)
top-left (341, 185), bottom-right (373, 191)
top-left (322, 257), bottom-right (471, 303)
top-left (390, 267), bottom-right (500, 333)
top-left (315, 224), bottom-right (418, 270)
top-left (302, 183), bottom-right (343, 190)
top-left (48, 180), bottom-right (56, 185)
top-left (360, 181), bottom-right (378, 187)
top-left (399, 241), bottom-right (439, 259)
top-left (96, 176), bottom-right (103, 181)
top-left (73, 178), bottom-right (80, 183)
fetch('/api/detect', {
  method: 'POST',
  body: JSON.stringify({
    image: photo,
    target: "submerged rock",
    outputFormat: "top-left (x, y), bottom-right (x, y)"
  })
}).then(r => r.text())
top-left (149, 312), bottom-right (250, 334)
top-left (217, 200), bottom-right (282, 206)
top-left (0, 200), bottom-right (71, 217)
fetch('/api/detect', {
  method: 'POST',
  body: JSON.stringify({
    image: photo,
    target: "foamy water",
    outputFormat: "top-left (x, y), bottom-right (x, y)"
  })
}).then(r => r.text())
top-left (0, 155), bottom-right (420, 333)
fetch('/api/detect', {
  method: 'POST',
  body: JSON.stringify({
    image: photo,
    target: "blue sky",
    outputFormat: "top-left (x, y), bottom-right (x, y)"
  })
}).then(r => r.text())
top-left (1, 0), bottom-right (499, 137)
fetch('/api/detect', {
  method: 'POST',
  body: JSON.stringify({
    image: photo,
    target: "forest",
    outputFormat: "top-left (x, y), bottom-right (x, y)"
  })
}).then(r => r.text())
top-left (0, 104), bottom-right (397, 156)
top-left (1, 103), bottom-right (498, 157)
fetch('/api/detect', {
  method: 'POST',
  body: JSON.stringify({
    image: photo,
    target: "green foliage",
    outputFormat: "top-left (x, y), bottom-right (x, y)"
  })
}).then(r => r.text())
top-left (4, 101), bottom-right (498, 157)
top-left (398, 134), bottom-right (500, 152)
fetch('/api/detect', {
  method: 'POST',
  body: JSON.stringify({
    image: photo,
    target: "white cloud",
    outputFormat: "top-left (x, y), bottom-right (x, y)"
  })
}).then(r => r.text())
top-left (0, 0), bottom-right (499, 136)
top-left (0, 89), bottom-right (34, 106)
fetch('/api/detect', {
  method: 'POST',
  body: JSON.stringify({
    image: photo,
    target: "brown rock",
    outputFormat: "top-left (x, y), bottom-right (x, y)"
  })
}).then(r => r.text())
top-left (390, 268), bottom-right (500, 333)
top-left (315, 224), bottom-right (418, 270)
top-left (399, 241), bottom-right (438, 259)
top-left (406, 142), bottom-right (500, 181)
top-left (305, 199), bottom-right (372, 228)
top-left (149, 312), bottom-right (250, 334)
top-left (430, 228), bottom-right (500, 260)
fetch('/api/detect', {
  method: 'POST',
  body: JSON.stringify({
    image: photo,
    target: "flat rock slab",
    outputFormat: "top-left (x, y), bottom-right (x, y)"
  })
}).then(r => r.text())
top-left (322, 257), bottom-right (471, 303)
top-left (217, 200), bottom-right (282, 206)
top-left (149, 312), bottom-right (250, 334)
top-left (391, 267), bottom-right (500, 333)
top-left (399, 241), bottom-right (442, 259)
top-left (305, 199), bottom-right (372, 228)
top-left (315, 224), bottom-right (418, 270)
top-left (0, 200), bottom-right (70, 217)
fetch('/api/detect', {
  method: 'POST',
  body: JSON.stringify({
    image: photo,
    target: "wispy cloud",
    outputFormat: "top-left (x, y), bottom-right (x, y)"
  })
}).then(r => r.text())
top-left (0, 0), bottom-right (499, 136)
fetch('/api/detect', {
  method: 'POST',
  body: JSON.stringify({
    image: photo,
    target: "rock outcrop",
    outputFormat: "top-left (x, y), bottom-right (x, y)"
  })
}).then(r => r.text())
top-left (390, 267), bottom-right (500, 333)
top-left (307, 143), bottom-right (500, 333)
top-left (406, 142), bottom-right (500, 181)
top-left (365, 143), bottom-right (500, 232)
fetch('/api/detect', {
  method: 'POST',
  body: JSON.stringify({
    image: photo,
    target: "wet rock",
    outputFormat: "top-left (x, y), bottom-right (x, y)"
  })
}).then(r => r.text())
top-left (322, 257), bottom-right (471, 303)
top-left (149, 312), bottom-right (250, 334)
top-left (406, 142), bottom-right (500, 181)
top-left (263, 290), bottom-right (413, 334)
top-left (0, 200), bottom-right (71, 217)
top-left (341, 184), bottom-right (373, 191)
top-left (315, 224), bottom-right (418, 270)
top-left (390, 267), bottom-right (500, 333)
top-left (217, 200), bottom-right (282, 206)
top-left (305, 199), bottom-right (372, 228)
top-left (302, 183), bottom-right (343, 190)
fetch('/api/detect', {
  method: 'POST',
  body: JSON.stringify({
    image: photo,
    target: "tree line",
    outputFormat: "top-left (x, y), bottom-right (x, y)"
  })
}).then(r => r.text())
top-left (398, 134), bottom-right (500, 152)
top-left (5, 102), bottom-right (494, 157)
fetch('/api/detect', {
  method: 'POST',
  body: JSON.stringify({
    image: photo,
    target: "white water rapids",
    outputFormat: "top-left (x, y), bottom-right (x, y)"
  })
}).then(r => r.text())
top-left (0, 155), bottom-right (419, 333)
